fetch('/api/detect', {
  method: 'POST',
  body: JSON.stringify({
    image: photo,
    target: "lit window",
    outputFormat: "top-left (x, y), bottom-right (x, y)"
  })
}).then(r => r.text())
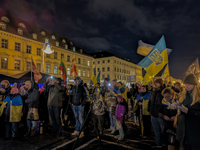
top-left (62, 39), bottom-right (66, 43)
top-left (107, 67), bottom-right (110, 71)
top-left (54, 52), bottom-right (57, 59)
top-left (18, 28), bottom-right (23, 35)
top-left (52, 35), bottom-right (55, 40)
top-left (46, 54), bottom-right (50, 58)
top-left (67, 55), bottom-right (70, 62)
top-left (26, 45), bottom-right (31, 54)
top-left (80, 49), bottom-right (83, 53)
top-left (45, 38), bottom-right (48, 43)
top-left (36, 63), bottom-right (41, 72)
top-left (56, 41), bottom-right (59, 47)
top-left (15, 42), bottom-right (21, 51)
top-left (46, 64), bottom-right (50, 73)
top-left (0, 23), bottom-right (6, 30)
top-left (37, 48), bottom-right (41, 56)
top-left (14, 60), bottom-right (20, 70)
top-left (61, 54), bottom-right (64, 59)
top-left (87, 71), bottom-right (90, 77)
top-left (1, 57), bottom-right (8, 69)
top-left (54, 66), bottom-right (58, 74)
top-left (26, 62), bottom-right (31, 71)
top-left (83, 71), bottom-right (85, 77)
top-left (87, 60), bottom-right (90, 66)
top-left (78, 69), bottom-right (81, 76)
top-left (78, 58), bottom-right (81, 64)
top-left (1, 39), bottom-right (8, 49)
top-left (67, 68), bottom-right (70, 75)
top-left (65, 44), bottom-right (68, 49)
top-left (33, 33), bottom-right (37, 40)
top-left (73, 47), bottom-right (76, 52)
top-left (41, 31), bottom-right (46, 36)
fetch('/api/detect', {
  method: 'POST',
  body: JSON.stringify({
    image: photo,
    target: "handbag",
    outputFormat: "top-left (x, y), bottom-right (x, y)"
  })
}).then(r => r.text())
top-left (27, 108), bottom-right (39, 120)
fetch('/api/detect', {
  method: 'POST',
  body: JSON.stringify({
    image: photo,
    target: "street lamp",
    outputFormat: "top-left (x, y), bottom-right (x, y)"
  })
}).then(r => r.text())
top-left (42, 42), bottom-right (54, 73)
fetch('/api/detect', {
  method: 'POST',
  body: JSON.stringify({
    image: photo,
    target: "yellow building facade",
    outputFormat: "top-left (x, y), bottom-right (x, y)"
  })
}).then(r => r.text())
top-left (0, 16), bottom-right (93, 84)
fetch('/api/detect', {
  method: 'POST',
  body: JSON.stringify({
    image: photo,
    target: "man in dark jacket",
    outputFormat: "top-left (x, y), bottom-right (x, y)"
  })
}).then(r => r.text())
top-left (24, 81), bottom-right (40, 137)
top-left (148, 78), bottom-right (165, 148)
top-left (71, 77), bottom-right (88, 138)
top-left (44, 77), bottom-right (65, 134)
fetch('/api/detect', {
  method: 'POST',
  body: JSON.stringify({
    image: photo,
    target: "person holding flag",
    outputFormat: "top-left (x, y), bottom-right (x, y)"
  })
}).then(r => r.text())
top-left (71, 56), bottom-right (77, 79)
top-left (59, 58), bottom-right (67, 82)
top-left (31, 57), bottom-right (42, 83)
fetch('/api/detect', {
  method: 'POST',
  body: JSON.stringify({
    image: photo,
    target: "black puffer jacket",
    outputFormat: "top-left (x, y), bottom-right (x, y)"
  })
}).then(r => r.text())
top-left (25, 81), bottom-right (40, 109)
top-left (72, 78), bottom-right (88, 106)
top-left (148, 87), bottom-right (163, 117)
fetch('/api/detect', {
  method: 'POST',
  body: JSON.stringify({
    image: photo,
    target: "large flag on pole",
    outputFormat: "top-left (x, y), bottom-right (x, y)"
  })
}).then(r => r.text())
top-left (185, 58), bottom-right (200, 76)
top-left (59, 58), bottom-right (67, 82)
top-left (138, 36), bottom-right (168, 85)
top-left (31, 57), bottom-right (42, 83)
top-left (71, 55), bottom-right (77, 79)
top-left (91, 67), bottom-right (97, 85)
top-left (162, 64), bottom-right (170, 79)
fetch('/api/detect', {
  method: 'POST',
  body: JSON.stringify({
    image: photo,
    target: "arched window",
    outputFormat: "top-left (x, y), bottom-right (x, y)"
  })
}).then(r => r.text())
top-left (52, 35), bottom-right (55, 40)
top-left (1, 16), bottom-right (9, 23)
top-left (41, 31), bottom-right (46, 36)
top-left (62, 39), bottom-right (66, 43)
top-left (18, 23), bottom-right (26, 29)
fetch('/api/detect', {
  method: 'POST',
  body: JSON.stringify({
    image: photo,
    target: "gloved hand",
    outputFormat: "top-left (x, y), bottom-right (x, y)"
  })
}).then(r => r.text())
top-left (179, 104), bottom-right (188, 114)
top-left (117, 117), bottom-right (120, 121)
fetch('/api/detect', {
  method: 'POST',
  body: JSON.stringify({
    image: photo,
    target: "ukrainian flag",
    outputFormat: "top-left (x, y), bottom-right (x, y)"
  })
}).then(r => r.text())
top-left (91, 67), bottom-right (97, 85)
top-left (138, 36), bottom-right (168, 85)
top-left (0, 95), bottom-right (23, 122)
top-left (162, 64), bottom-right (170, 79)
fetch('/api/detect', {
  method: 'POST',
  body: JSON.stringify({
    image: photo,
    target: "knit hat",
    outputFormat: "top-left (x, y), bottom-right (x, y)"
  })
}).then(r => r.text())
top-left (183, 74), bottom-right (198, 85)
top-left (117, 95), bottom-right (123, 101)
top-left (154, 78), bottom-right (163, 86)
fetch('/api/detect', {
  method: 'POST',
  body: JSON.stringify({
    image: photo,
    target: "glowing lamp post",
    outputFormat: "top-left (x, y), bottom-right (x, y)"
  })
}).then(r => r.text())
top-left (42, 42), bottom-right (54, 73)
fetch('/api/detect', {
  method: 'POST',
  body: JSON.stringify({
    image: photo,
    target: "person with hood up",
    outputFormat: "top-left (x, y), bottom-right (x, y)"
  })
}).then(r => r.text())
top-left (44, 76), bottom-right (65, 134)
top-left (148, 78), bottom-right (164, 148)
top-left (0, 80), bottom-right (11, 100)
top-left (24, 81), bottom-right (40, 137)
top-left (114, 95), bottom-right (126, 141)
top-left (176, 74), bottom-right (200, 150)
top-left (0, 87), bottom-right (23, 140)
top-left (71, 77), bottom-right (88, 138)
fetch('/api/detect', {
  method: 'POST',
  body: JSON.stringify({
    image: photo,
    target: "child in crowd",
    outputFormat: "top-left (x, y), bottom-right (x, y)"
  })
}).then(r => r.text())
top-left (115, 95), bottom-right (126, 140)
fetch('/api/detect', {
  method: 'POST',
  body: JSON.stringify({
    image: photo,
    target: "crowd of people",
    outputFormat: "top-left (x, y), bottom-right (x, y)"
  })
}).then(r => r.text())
top-left (0, 74), bottom-right (200, 150)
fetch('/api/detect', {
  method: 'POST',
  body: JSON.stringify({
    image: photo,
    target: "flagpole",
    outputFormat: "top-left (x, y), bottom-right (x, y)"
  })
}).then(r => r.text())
top-left (31, 57), bottom-right (33, 81)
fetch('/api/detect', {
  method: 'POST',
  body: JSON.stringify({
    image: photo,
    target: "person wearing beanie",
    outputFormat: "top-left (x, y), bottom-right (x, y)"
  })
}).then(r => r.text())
top-left (0, 86), bottom-right (23, 140)
top-left (176, 74), bottom-right (200, 150)
top-left (148, 78), bottom-right (164, 148)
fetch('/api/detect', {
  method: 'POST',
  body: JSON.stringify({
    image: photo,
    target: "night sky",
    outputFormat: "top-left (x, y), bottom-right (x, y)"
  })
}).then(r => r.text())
top-left (1, 0), bottom-right (200, 80)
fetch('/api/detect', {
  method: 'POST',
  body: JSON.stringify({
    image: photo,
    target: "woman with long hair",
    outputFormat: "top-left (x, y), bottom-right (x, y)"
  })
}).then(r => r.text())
top-left (176, 74), bottom-right (200, 150)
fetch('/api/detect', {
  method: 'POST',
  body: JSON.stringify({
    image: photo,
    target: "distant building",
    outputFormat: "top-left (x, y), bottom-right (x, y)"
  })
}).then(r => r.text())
top-left (90, 51), bottom-right (143, 85)
top-left (0, 13), bottom-right (93, 84)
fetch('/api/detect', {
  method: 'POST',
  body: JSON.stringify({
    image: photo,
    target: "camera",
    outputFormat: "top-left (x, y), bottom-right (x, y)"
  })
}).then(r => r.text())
top-left (0, 84), bottom-right (5, 89)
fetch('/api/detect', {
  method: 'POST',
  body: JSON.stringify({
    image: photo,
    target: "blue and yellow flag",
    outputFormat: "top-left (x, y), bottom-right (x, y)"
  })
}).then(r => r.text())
top-left (91, 67), bottom-right (97, 85)
top-left (97, 71), bottom-right (101, 83)
top-left (138, 36), bottom-right (168, 85)
top-left (162, 64), bottom-right (170, 79)
top-left (0, 95), bottom-right (23, 122)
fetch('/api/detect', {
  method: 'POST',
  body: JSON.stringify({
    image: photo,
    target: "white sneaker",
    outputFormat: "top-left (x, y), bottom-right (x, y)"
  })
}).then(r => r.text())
top-left (71, 130), bottom-right (78, 136)
top-left (111, 128), bottom-right (116, 134)
top-left (79, 131), bottom-right (84, 138)
top-left (114, 135), bottom-right (120, 139)
top-left (118, 136), bottom-right (124, 141)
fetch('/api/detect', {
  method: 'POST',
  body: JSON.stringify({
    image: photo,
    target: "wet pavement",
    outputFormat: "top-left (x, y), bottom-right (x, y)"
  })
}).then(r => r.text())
top-left (0, 122), bottom-right (158, 150)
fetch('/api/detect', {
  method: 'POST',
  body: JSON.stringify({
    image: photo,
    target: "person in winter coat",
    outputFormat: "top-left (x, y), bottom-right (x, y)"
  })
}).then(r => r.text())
top-left (24, 81), bottom-right (40, 137)
top-left (92, 88), bottom-right (105, 134)
top-left (148, 78), bottom-right (165, 148)
top-left (158, 88), bottom-right (178, 150)
top-left (176, 74), bottom-right (200, 150)
top-left (114, 95), bottom-right (126, 141)
top-left (0, 87), bottom-right (23, 140)
top-left (44, 76), bottom-right (65, 134)
top-left (71, 77), bottom-right (88, 138)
